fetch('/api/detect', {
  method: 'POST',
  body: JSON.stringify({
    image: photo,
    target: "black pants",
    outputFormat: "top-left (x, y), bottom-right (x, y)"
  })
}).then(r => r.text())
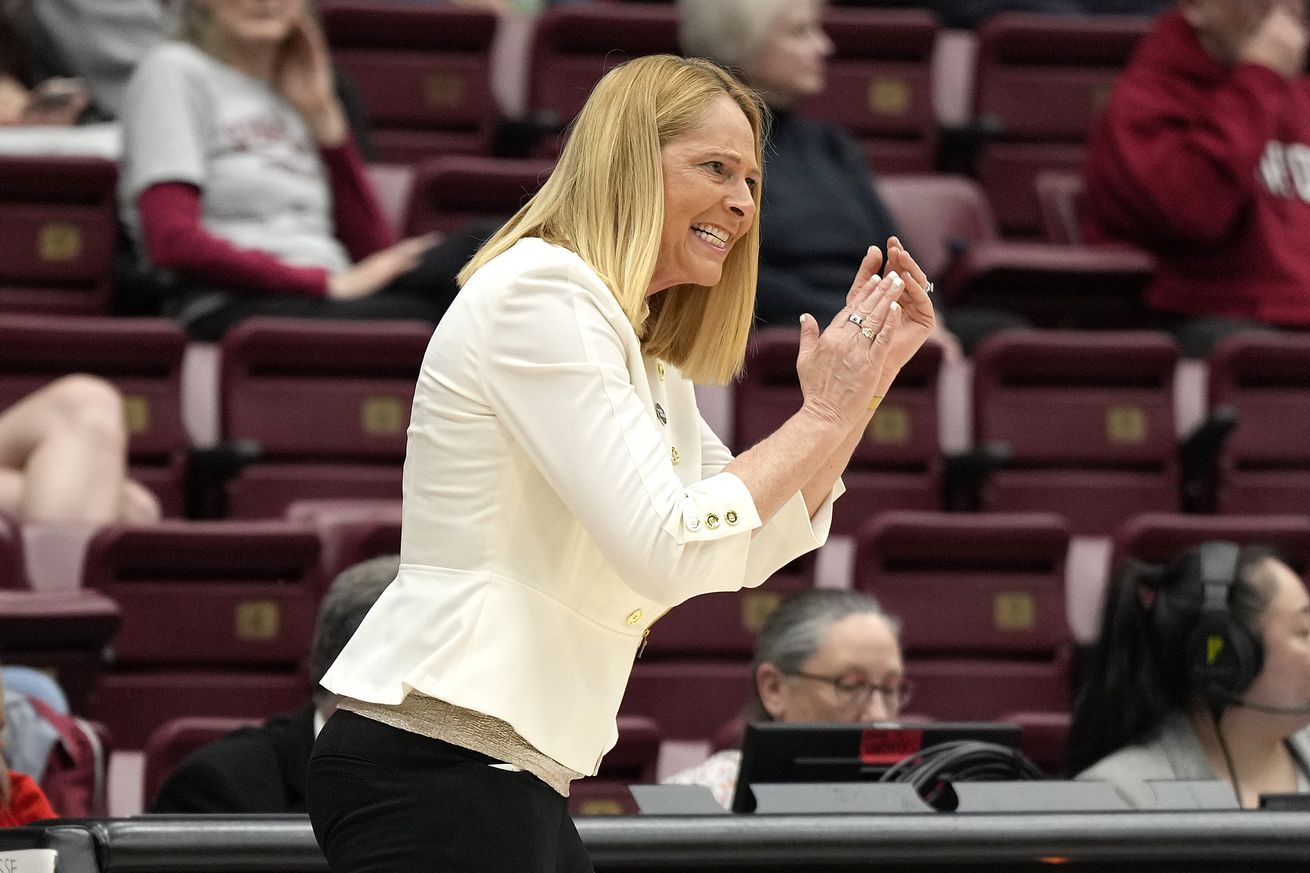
top-left (158, 220), bottom-right (500, 342)
top-left (307, 710), bottom-right (594, 873)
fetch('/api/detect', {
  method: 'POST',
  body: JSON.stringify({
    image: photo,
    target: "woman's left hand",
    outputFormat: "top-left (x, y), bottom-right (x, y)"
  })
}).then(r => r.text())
top-left (849, 236), bottom-right (935, 396)
top-left (275, 16), bottom-right (346, 145)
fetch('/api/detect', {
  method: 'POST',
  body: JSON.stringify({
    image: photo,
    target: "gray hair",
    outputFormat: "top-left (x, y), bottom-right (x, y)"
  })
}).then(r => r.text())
top-left (676, 0), bottom-right (796, 72)
top-left (310, 555), bottom-right (399, 699)
top-left (748, 588), bottom-right (900, 720)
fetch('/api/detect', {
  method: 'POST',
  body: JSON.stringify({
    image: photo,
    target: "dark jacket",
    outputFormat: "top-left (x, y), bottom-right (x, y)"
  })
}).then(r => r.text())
top-left (149, 706), bottom-right (315, 814)
top-left (756, 110), bottom-right (899, 327)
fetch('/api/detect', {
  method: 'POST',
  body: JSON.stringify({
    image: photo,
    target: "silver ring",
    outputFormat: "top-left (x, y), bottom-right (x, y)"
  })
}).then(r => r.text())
top-left (847, 312), bottom-right (865, 327)
top-left (860, 326), bottom-right (877, 340)
top-left (924, 281), bottom-right (934, 295)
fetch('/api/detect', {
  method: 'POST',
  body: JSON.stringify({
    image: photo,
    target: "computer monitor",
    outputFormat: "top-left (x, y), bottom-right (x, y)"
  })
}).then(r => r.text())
top-left (730, 721), bottom-right (1023, 813)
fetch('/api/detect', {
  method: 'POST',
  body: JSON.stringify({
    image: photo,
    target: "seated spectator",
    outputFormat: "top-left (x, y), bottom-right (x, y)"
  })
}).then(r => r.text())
top-left (664, 589), bottom-right (906, 809)
top-left (1082, 1), bottom-right (1310, 357)
top-left (0, 668), bottom-right (57, 826)
top-left (0, 375), bottom-right (161, 525)
top-left (679, 0), bottom-right (1024, 354)
top-left (7, 0), bottom-right (171, 122)
top-left (0, 8), bottom-right (88, 126)
top-left (1071, 542), bottom-right (1310, 808)
top-left (118, 0), bottom-right (488, 340)
top-left (149, 554), bottom-right (399, 813)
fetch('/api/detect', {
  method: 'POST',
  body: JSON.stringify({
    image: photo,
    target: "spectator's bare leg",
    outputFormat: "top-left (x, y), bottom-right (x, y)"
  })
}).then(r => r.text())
top-left (0, 469), bottom-right (22, 518)
top-left (0, 375), bottom-right (134, 523)
top-left (120, 479), bottom-right (163, 525)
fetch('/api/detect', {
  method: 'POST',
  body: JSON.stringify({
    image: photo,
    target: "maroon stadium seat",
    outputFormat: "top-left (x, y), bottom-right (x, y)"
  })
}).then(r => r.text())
top-left (1113, 513), bottom-right (1310, 574)
top-left (527, 4), bottom-right (680, 155)
top-left (640, 555), bottom-right (817, 661)
top-left (940, 240), bottom-right (1155, 329)
top-left (1207, 334), bottom-right (1310, 516)
top-left (804, 8), bottom-right (939, 173)
top-left (285, 499), bottom-right (401, 589)
top-left (321, 2), bottom-right (498, 163)
top-left (733, 328), bottom-right (944, 535)
top-left (402, 156), bottom-right (554, 237)
top-left (621, 660), bottom-right (753, 743)
top-left (141, 716), bottom-right (260, 809)
top-left (1035, 170), bottom-right (1086, 245)
top-left (0, 315), bottom-right (190, 516)
top-left (82, 521), bottom-right (320, 748)
top-left (569, 715), bottom-right (662, 817)
top-left (1003, 709), bottom-right (1072, 778)
top-left (0, 513), bottom-right (22, 589)
top-left (0, 155), bottom-right (117, 315)
top-left (219, 318), bottom-right (432, 518)
top-left (972, 330), bottom-right (1180, 533)
top-left (879, 174), bottom-right (998, 278)
top-left (621, 552), bottom-right (817, 742)
top-left (972, 14), bottom-right (1151, 237)
top-left (855, 511), bottom-right (1073, 721)
top-left (880, 174), bottom-right (1155, 327)
top-left (0, 588), bottom-right (120, 714)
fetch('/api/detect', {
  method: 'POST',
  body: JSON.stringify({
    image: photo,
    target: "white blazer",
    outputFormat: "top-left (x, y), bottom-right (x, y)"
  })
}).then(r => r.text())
top-left (322, 238), bottom-right (842, 775)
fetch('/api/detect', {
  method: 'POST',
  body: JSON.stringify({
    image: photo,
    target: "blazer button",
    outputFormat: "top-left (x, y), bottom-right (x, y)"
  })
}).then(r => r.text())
top-left (705, 513), bottom-right (720, 530)
top-left (655, 403), bottom-right (667, 425)
top-left (686, 516), bottom-right (701, 532)
top-left (726, 510), bottom-right (739, 525)
top-left (670, 446), bottom-right (680, 465)
top-left (626, 608), bottom-right (643, 625)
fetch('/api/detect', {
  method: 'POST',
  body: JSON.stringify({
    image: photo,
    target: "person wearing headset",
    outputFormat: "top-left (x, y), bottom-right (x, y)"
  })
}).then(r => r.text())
top-left (1071, 542), bottom-right (1310, 808)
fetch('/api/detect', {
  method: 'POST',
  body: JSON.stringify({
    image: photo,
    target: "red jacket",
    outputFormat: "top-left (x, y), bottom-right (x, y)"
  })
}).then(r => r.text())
top-left (1083, 9), bottom-right (1310, 325)
top-left (0, 772), bottom-right (57, 827)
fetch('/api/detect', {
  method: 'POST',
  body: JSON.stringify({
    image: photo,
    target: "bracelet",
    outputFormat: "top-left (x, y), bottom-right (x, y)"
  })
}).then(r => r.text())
top-left (868, 394), bottom-right (885, 412)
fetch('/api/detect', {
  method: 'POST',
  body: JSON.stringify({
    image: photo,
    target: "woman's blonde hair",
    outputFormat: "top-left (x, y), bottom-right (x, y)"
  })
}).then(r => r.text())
top-left (459, 54), bottom-right (766, 385)
top-left (176, 0), bottom-right (313, 54)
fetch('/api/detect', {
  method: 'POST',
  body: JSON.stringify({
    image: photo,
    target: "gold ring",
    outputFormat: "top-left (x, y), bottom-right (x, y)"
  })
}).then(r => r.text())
top-left (868, 394), bottom-right (884, 412)
top-left (860, 326), bottom-right (877, 340)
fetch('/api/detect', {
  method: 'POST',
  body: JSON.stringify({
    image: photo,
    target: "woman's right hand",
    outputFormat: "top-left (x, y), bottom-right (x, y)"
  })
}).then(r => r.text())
top-left (328, 234), bottom-right (438, 300)
top-left (795, 268), bottom-right (905, 430)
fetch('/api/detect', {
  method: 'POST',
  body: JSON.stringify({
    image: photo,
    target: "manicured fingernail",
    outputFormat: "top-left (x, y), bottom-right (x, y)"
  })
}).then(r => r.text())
top-left (867, 245), bottom-right (877, 256)
top-left (799, 314), bottom-right (806, 324)
top-left (890, 272), bottom-right (903, 288)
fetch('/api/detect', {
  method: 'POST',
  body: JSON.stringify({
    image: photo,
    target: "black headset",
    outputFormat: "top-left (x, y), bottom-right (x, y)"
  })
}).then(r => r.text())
top-left (1150, 540), bottom-right (1264, 712)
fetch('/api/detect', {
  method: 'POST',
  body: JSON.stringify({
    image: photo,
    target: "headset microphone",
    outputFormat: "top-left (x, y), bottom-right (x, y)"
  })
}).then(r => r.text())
top-left (1218, 690), bottom-right (1310, 716)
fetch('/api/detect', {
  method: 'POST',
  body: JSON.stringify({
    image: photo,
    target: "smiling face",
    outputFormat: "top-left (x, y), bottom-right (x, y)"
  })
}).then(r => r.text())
top-left (202, 0), bottom-right (304, 48)
top-left (742, 0), bottom-right (834, 110)
top-left (648, 93), bottom-right (760, 296)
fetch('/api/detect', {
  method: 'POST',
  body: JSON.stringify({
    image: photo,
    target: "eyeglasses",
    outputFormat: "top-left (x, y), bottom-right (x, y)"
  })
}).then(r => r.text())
top-left (784, 671), bottom-right (913, 714)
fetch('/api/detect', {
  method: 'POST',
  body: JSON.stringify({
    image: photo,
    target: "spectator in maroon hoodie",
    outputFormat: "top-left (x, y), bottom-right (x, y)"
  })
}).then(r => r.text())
top-left (1082, 0), bottom-right (1310, 357)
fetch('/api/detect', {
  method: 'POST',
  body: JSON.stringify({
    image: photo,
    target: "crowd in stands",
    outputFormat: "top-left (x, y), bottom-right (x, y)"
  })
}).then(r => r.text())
top-left (0, 0), bottom-right (1308, 828)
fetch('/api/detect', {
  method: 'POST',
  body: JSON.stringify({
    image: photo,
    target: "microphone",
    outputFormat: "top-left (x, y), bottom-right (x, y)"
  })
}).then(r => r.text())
top-left (1218, 690), bottom-right (1310, 715)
